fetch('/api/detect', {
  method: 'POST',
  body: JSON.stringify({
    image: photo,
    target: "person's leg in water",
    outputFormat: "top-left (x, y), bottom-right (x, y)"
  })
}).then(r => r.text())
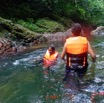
top-left (76, 66), bottom-right (87, 78)
top-left (63, 65), bottom-right (87, 81)
top-left (43, 66), bottom-right (50, 74)
top-left (63, 65), bottom-right (77, 82)
top-left (63, 66), bottom-right (71, 81)
top-left (75, 66), bottom-right (88, 89)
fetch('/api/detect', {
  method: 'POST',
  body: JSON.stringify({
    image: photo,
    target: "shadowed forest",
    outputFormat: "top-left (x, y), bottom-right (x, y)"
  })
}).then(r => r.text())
top-left (0, 0), bottom-right (104, 34)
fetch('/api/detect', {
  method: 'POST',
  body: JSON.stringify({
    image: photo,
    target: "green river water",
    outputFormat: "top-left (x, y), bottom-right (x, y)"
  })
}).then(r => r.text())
top-left (0, 36), bottom-right (104, 103)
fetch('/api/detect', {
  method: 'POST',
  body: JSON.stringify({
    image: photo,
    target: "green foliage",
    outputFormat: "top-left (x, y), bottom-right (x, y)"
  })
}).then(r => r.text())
top-left (0, 32), bottom-right (3, 37)
top-left (35, 19), bottom-right (65, 32)
top-left (40, 0), bottom-right (104, 25)
top-left (17, 18), bottom-right (65, 33)
top-left (76, 0), bottom-right (104, 25)
top-left (0, 0), bottom-right (103, 26)
top-left (17, 19), bottom-right (42, 33)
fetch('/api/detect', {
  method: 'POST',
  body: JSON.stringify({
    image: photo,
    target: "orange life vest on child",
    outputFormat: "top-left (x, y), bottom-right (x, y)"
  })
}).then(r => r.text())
top-left (43, 50), bottom-right (59, 66)
top-left (65, 36), bottom-right (88, 67)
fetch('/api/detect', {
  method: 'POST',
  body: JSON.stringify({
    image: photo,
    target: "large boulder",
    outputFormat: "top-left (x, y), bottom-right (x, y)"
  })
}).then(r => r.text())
top-left (91, 26), bottom-right (104, 36)
top-left (43, 29), bottom-right (72, 44)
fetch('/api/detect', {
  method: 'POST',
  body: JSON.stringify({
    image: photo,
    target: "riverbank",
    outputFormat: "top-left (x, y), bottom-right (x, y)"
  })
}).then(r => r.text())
top-left (0, 16), bottom-right (104, 58)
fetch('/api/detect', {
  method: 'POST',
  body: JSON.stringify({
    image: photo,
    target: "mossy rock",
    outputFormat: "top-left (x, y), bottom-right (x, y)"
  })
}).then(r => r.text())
top-left (16, 19), bottom-right (46, 34)
top-left (0, 17), bottom-right (13, 34)
top-left (0, 17), bottom-right (40, 39)
top-left (35, 18), bottom-right (65, 33)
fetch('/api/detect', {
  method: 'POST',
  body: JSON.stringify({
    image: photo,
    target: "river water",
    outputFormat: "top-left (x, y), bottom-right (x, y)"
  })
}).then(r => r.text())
top-left (0, 36), bottom-right (104, 103)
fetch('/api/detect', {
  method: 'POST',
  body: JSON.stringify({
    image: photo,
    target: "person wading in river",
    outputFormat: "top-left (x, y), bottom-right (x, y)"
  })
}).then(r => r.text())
top-left (43, 44), bottom-right (59, 74)
top-left (61, 23), bottom-right (96, 81)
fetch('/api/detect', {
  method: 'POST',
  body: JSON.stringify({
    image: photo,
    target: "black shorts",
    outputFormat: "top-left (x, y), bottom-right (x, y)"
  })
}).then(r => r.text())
top-left (65, 65), bottom-right (88, 78)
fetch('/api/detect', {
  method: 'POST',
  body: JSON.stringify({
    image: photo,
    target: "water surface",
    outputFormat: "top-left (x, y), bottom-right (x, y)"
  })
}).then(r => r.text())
top-left (0, 36), bottom-right (104, 103)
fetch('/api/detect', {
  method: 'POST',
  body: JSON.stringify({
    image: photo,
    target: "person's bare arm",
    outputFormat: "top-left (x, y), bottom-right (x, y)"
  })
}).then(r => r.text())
top-left (88, 41), bottom-right (96, 62)
top-left (61, 43), bottom-right (67, 61)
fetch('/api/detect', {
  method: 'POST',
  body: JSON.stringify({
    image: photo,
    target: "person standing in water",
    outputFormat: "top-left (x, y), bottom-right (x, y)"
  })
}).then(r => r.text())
top-left (61, 23), bottom-right (96, 81)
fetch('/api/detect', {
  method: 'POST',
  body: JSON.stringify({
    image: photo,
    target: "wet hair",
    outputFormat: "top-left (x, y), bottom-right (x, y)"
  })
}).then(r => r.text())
top-left (71, 23), bottom-right (82, 36)
top-left (49, 44), bottom-right (55, 51)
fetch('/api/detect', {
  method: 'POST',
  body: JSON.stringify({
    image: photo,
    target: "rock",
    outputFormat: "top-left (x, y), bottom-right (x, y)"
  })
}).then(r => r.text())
top-left (65, 29), bottom-right (73, 38)
top-left (0, 17), bottom-right (42, 40)
top-left (0, 37), bottom-right (17, 56)
top-left (43, 29), bottom-right (73, 44)
top-left (91, 26), bottom-right (104, 36)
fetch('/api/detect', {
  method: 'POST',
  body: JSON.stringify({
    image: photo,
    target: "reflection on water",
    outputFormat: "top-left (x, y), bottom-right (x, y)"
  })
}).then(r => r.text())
top-left (0, 37), bottom-right (104, 103)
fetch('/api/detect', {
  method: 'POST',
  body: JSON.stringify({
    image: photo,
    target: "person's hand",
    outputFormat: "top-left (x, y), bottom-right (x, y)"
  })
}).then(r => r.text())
top-left (44, 60), bottom-right (54, 67)
top-left (92, 57), bottom-right (96, 63)
top-left (62, 58), bottom-right (67, 64)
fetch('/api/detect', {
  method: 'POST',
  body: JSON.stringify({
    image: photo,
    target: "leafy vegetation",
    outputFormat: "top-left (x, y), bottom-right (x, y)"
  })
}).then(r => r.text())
top-left (16, 18), bottom-right (65, 33)
top-left (0, 0), bottom-right (103, 33)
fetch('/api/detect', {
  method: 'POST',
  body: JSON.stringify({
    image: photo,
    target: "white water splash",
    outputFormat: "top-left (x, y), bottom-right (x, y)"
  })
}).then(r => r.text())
top-left (83, 83), bottom-right (104, 93)
top-left (13, 60), bottom-right (20, 65)
top-left (94, 77), bottom-right (104, 83)
top-left (96, 61), bottom-right (104, 69)
top-left (73, 94), bottom-right (91, 103)
top-left (93, 42), bottom-right (104, 48)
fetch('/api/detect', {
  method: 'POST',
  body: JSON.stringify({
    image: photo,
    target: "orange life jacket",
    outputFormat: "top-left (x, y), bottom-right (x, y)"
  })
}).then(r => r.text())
top-left (44, 50), bottom-right (59, 61)
top-left (65, 36), bottom-right (88, 67)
